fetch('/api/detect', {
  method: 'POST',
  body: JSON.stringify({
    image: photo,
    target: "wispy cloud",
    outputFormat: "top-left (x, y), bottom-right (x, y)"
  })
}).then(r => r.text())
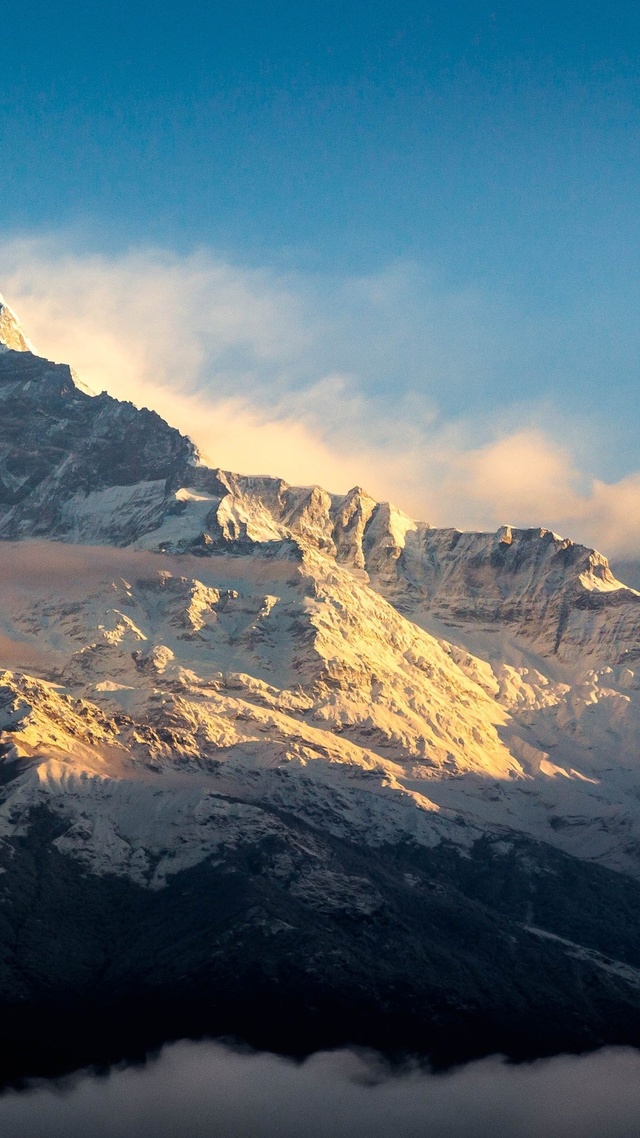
top-left (2, 234), bottom-right (640, 558)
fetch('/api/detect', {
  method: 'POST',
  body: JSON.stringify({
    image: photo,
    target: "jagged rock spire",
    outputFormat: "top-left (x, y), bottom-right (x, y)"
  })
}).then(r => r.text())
top-left (0, 293), bottom-right (34, 353)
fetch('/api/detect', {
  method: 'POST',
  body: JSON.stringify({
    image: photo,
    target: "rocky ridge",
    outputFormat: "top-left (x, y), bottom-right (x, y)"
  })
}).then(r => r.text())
top-left (2, 315), bottom-right (640, 1069)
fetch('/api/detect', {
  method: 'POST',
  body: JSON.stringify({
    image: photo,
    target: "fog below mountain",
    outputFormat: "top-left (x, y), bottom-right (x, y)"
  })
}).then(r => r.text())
top-left (1, 1041), bottom-right (640, 1138)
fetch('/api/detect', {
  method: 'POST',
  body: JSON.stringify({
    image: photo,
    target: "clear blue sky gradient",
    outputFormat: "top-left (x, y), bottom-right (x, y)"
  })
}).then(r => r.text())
top-left (2, 2), bottom-right (640, 474)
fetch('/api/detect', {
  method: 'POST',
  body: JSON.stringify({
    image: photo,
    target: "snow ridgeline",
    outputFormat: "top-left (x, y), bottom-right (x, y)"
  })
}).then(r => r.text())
top-left (0, 332), bottom-right (639, 889)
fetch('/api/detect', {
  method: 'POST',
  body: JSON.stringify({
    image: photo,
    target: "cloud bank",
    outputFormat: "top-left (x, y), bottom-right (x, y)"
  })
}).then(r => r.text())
top-left (2, 1042), bottom-right (640, 1138)
top-left (2, 235), bottom-right (640, 556)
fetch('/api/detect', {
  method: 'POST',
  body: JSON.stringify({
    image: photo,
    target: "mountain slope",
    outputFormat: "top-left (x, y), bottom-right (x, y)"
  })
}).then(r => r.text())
top-left (2, 321), bottom-right (640, 1072)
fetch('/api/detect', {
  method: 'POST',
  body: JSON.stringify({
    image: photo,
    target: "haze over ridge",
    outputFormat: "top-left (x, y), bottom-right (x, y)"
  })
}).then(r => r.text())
top-left (2, 240), bottom-right (640, 559)
top-left (2, 1041), bottom-right (640, 1138)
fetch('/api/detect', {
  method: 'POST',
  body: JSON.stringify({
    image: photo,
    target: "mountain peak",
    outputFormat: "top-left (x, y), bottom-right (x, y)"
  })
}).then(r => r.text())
top-left (0, 294), bottom-right (34, 353)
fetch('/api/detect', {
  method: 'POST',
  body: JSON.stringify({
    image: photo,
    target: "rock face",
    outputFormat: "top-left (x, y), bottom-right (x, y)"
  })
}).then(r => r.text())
top-left (2, 327), bottom-right (640, 1075)
top-left (1, 341), bottom-right (637, 659)
top-left (0, 349), bottom-right (195, 541)
top-left (0, 296), bottom-right (32, 353)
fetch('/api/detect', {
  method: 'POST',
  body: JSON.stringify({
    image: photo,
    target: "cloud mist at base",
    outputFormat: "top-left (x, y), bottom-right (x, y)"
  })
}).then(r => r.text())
top-left (2, 1041), bottom-right (640, 1138)
top-left (3, 235), bottom-right (640, 557)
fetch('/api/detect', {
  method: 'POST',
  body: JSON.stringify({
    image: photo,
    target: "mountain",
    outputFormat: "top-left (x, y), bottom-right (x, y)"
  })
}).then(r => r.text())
top-left (2, 316), bottom-right (640, 1078)
top-left (0, 296), bottom-right (33, 353)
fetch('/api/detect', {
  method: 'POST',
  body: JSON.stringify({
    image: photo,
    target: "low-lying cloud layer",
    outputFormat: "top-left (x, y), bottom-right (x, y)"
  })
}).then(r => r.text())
top-left (2, 1042), bottom-right (640, 1138)
top-left (3, 235), bottom-right (640, 556)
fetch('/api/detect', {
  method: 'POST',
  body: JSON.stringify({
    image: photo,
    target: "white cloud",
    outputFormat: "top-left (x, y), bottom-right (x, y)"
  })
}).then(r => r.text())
top-left (2, 234), bottom-right (640, 558)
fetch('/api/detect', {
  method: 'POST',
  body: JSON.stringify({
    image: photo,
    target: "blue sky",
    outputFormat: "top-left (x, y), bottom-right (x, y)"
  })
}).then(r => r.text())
top-left (4, 4), bottom-right (639, 280)
top-left (2, 2), bottom-right (640, 550)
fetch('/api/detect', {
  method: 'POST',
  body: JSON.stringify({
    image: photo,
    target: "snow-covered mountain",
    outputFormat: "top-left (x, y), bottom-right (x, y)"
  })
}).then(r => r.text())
top-left (0, 295), bottom-right (33, 353)
top-left (2, 311), bottom-right (640, 1075)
